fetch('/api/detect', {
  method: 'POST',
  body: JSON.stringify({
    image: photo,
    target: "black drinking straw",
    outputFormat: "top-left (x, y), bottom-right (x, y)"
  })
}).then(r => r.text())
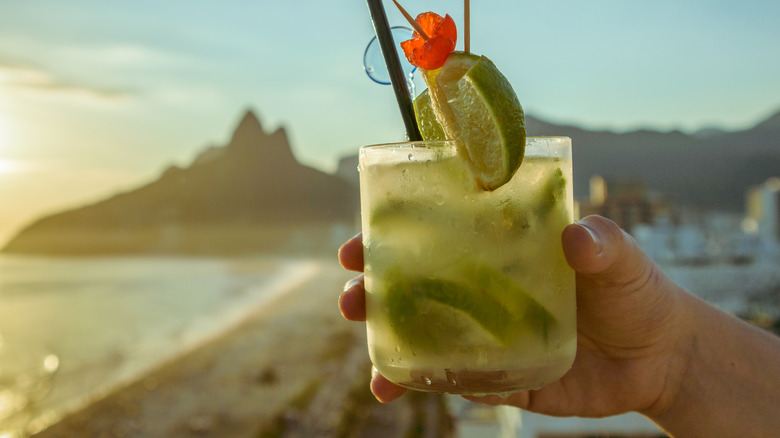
top-left (366, 0), bottom-right (423, 141)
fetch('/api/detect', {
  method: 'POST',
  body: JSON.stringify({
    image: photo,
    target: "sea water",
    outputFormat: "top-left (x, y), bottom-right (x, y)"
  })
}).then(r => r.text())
top-left (0, 254), bottom-right (320, 437)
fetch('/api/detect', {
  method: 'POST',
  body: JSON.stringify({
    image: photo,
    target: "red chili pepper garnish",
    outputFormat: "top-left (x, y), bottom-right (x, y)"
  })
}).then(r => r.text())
top-left (400, 12), bottom-right (457, 70)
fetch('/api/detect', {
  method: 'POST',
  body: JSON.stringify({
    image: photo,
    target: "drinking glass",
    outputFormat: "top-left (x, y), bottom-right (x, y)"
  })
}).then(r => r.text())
top-left (359, 136), bottom-right (576, 394)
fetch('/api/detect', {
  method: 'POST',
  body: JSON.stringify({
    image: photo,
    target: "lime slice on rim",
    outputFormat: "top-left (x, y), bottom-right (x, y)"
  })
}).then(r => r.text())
top-left (416, 52), bottom-right (526, 191)
top-left (413, 89), bottom-right (447, 141)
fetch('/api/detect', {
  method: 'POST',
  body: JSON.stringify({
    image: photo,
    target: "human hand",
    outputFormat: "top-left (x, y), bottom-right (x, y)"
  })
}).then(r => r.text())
top-left (338, 215), bottom-right (690, 418)
top-left (337, 231), bottom-right (409, 403)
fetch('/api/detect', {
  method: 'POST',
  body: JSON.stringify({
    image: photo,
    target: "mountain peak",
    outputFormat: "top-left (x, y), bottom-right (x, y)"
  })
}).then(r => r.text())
top-left (240, 109), bottom-right (261, 127)
top-left (218, 109), bottom-right (299, 173)
top-left (229, 110), bottom-right (264, 149)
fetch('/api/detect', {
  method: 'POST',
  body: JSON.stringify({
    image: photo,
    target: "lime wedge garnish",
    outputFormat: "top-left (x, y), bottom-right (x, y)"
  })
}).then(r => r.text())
top-left (417, 52), bottom-right (526, 190)
top-left (413, 89), bottom-right (447, 141)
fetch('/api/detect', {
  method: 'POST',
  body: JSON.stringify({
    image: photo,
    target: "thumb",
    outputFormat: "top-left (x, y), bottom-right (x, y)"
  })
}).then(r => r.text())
top-left (562, 215), bottom-right (678, 342)
top-left (562, 217), bottom-right (684, 356)
top-left (562, 215), bottom-right (658, 291)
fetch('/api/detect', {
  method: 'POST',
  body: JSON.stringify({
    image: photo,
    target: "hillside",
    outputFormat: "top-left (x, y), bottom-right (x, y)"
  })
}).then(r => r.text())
top-left (5, 106), bottom-right (779, 255)
top-left (524, 109), bottom-right (780, 212)
top-left (336, 109), bottom-right (780, 212)
top-left (3, 111), bottom-right (358, 255)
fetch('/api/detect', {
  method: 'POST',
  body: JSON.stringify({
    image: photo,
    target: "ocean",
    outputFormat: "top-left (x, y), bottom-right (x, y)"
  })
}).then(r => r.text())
top-left (0, 254), bottom-right (322, 437)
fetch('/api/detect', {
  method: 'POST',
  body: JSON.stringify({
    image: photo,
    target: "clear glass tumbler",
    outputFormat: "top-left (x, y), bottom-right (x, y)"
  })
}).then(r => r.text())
top-left (359, 137), bottom-right (576, 394)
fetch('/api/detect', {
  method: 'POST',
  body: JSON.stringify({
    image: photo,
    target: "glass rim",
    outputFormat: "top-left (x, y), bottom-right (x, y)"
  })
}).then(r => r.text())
top-left (361, 136), bottom-right (571, 151)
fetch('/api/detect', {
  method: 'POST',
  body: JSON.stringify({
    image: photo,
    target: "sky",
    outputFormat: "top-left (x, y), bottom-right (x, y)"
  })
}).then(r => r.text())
top-left (0, 0), bottom-right (779, 246)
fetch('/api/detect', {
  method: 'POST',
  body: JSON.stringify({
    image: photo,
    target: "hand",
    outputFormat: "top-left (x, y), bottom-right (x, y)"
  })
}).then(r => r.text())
top-left (340, 214), bottom-right (780, 437)
top-left (338, 215), bottom-right (690, 416)
top-left (337, 232), bottom-right (409, 403)
top-left (462, 215), bottom-right (692, 418)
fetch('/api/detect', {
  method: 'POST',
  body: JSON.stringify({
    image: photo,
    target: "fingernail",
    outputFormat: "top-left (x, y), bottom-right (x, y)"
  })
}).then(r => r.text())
top-left (344, 277), bottom-right (361, 292)
top-left (578, 222), bottom-right (603, 255)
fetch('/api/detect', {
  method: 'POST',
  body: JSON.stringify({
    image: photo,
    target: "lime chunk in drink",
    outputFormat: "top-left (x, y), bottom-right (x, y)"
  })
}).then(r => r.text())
top-left (537, 167), bottom-right (567, 216)
top-left (382, 263), bottom-right (555, 353)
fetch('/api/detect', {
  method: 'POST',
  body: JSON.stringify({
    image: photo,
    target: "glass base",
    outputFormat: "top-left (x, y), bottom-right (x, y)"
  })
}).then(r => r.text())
top-left (377, 360), bottom-right (573, 395)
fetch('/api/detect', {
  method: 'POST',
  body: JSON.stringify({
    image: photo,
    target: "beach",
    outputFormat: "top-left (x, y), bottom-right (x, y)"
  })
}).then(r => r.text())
top-left (5, 252), bottom-right (777, 438)
top-left (24, 258), bottom-right (451, 438)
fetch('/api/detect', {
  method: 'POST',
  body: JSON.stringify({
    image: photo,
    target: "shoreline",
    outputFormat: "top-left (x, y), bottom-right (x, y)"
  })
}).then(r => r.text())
top-left (25, 257), bottom-right (452, 438)
top-left (25, 258), bottom-right (351, 437)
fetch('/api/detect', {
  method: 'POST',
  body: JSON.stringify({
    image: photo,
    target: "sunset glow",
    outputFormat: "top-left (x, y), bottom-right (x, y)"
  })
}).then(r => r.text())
top-left (0, 159), bottom-right (21, 175)
top-left (0, 0), bottom-right (778, 248)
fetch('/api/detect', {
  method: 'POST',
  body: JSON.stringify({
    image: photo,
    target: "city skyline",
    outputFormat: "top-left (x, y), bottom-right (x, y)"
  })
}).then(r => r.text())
top-left (1, 0), bottom-right (779, 245)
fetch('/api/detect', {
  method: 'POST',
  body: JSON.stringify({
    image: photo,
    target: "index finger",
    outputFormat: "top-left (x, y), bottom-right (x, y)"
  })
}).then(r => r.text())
top-left (338, 233), bottom-right (364, 272)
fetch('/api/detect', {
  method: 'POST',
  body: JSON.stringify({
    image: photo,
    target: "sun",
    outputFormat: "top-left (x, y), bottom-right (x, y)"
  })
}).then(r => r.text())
top-left (0, 158), bottom-right (19, 174)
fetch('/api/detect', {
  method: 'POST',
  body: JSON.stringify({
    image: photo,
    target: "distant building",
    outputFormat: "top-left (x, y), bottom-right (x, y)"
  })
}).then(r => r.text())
top-left (577, 176), bottom-right (759, 264)
top-left (745, 177), bottom-right (780, 255)
top-left (578, 176), bottom-right (668, 233)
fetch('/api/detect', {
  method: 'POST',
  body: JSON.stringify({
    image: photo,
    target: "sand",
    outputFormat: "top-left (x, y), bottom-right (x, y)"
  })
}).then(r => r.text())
top-left (28, 259), bottom-right (452, 438)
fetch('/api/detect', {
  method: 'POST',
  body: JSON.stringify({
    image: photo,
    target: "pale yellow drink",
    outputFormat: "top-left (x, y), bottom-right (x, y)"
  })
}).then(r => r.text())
top-left (359, 136), bottom-right (576, 394)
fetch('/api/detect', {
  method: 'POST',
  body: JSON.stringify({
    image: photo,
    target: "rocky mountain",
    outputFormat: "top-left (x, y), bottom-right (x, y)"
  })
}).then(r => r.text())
top-left (3, 110), bottom-right (358, 255)
top-left (524, 109), bottom-right (780, 212)
top-left (5, 106), bottom-right (779, 255)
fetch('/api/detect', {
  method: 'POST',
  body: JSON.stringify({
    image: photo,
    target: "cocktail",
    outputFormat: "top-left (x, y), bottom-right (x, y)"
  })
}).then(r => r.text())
top-left (360, 137), bottom-right (575, 393)
top-left (359, 1), bottom-right (576, 394)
